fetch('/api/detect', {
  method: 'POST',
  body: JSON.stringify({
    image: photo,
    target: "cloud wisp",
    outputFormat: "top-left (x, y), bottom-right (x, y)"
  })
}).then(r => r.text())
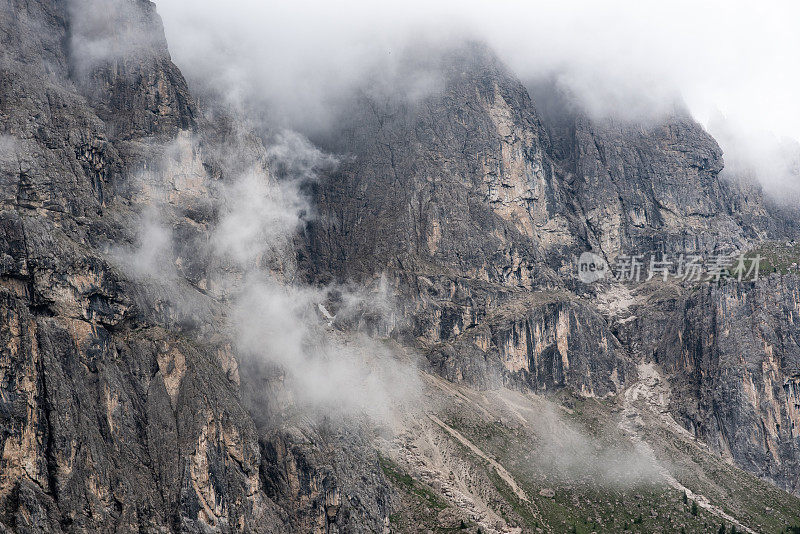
top-left (154, 0), bottom-right (799, 196)
top-left (109, 125), bottom-right (420, 424)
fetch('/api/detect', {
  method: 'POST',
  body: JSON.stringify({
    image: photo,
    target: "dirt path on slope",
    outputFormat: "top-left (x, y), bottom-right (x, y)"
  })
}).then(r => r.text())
top-left (428, 414), bottom-right (531, 504)
top-left (621, 363), bottom-right (757, 534)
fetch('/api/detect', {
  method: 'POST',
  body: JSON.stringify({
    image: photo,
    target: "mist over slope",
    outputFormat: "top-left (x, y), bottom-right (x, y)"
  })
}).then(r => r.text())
top-left (1, 1), bottom-right (800, 533)
top-left (156, 0), bottom-right (800, 200)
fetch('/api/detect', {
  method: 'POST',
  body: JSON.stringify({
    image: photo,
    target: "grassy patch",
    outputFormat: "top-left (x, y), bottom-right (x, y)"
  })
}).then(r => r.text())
top-left (379, 454), bottom-right (448, 511)
top-left (746, 241), bottom-right (800, 275)
top-left (485, 469), bottom-right (539, 529)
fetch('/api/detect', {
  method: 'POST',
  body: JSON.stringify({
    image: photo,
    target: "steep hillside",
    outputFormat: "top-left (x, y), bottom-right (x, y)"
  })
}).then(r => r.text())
top-left (303, 40), bottom-right (800, 501)
top-left (0, 1), bottom-right (390, 531)
top-left (1, 1), bottom-right (799, 533)
top-left (379, 368), bottom-right (800, 533)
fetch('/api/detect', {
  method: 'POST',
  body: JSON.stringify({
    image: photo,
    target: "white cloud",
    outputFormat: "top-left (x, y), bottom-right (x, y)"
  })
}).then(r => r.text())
top-left (154, 0), bottom-right (800, 193)
top-left (108, 127), bottom-right (419, 422)
top-left (69, 0), bottom-right (166, 72)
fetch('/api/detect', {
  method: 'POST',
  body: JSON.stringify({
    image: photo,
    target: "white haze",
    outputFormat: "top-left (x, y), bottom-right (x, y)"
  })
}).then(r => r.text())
top-left (113, 207), bottom-right (174, 280)
top-left (85, 0), bottom-right (791, 488)
top-left (156, 0), bottom-right (800, 197)
top-left (69, 0), bottom-right (166, 72)
top-left (211, 171), bottom-right (305, 266)
top-left (109, 127), bottom-right (420, 423)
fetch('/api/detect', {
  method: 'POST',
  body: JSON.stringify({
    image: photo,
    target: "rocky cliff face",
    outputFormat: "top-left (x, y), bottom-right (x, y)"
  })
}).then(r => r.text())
top-left (613, 275), bottom-right (800, 494)
top-left (0, 1), bottom-right (392, 532)
top-left (2, 1), bottom-right (800, 533)
top-left (304, 42), bottom-right (800, 498)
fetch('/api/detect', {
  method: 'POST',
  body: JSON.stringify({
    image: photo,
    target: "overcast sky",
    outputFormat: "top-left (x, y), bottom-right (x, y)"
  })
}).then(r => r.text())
top-left (156, 0), bottom-right (800, 193)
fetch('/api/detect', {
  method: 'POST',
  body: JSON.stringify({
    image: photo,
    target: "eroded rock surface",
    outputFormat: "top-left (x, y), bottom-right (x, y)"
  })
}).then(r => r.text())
top-left (2, 1), bottom-right (800, 533)
top-left (303, 43), bottom-right (800, 496)
top-left (0, 1), bottom-right (392, 532)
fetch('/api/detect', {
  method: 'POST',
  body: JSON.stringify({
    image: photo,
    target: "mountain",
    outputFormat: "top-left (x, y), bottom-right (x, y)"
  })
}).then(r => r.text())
top-left (1, 1), bottom-right (799, 533)
top-left (303, 41), bottom-right (800, 497)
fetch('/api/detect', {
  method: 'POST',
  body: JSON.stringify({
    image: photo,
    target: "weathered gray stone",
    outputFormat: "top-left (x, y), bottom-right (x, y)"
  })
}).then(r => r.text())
top-left (2, 2), bottom-right (800, 532)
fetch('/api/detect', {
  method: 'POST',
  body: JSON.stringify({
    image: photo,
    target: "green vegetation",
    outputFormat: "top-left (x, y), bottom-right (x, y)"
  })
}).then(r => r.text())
top-left (746, 241), bottom-right (800, 276)
top-left (485, 469), bottom-right (538, 529)
top-left (379, 454), bottom-right (447, 511)
top-left (379, 383), bottom-right (800, 533)
top-left (443, 401), bottom-right (731, 533)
